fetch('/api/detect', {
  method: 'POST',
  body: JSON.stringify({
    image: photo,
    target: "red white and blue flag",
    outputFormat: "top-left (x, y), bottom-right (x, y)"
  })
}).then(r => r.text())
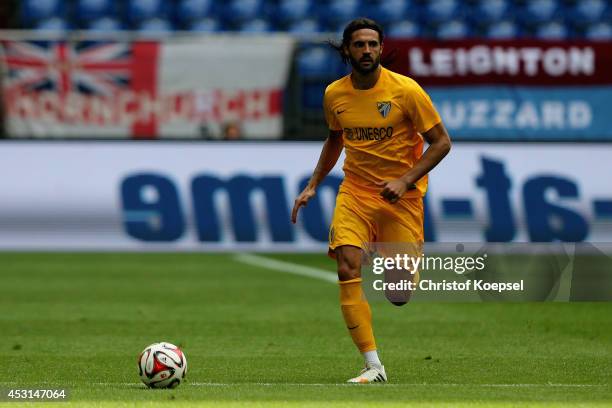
top-left (0, 37), bottom-right (294, 139)
top-left (3, 41), bottom-right (133, 95)
top-left (1, 40), bottom-right (158, 137)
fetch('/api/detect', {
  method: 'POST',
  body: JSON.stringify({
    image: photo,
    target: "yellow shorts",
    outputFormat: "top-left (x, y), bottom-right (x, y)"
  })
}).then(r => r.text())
top-left (328, 180), bottom-right (424, 257)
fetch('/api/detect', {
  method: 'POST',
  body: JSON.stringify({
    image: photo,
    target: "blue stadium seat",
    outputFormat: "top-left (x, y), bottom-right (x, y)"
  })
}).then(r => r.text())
top-left (472, 0), bottom-right (512, 24)
top-left (275, 0), bottom-right (313, 25)
top-left (329, 22), bottom-right (350, 39)
top-left (21, 0), bottom-right (63, 25)
top-left (320, 0), bottom-right (361, 29)
top-left (238, 18), bottom-right (272, 33)
top-left (534, 21), bottom-right (570, 40)
top-left (127, 0), bottom-right (168, 25)
top-left (585, 22), bottom-right (612, 40)
top-left (222, 0), bottom-right (264, 25)
top-left (435, 19), bottom-right (470, 39)
top-left (34, 17), bottom-right (69, 31)
top-left (366, 0), bottom-right (415, 25)
top-left (301, 82), bottom-right (327, 110)
top-left (176, 0), bottom-right (216, 25)
top-left (337, 60), bottom-right (351, 77)
top-left (76, 0), bottom-right (113, 22)
top-left (287, 19), bottom-right (323, 37)
top-left (520, 0), bottom-right (561, 26)
top-left (572, 0), bottom-right (608, 26)
top-left (187, 17), bottom-right (221, 32)
top-left (86, 16), bottom-right (123, 31)
top-left (298, 46), bottom-right (338, 78)
top-left (423, 0), bottom-right (462, 24)
top-left (483, 20), bottom-right (521, 39)
top-left (136, 18), bottom-right (173, 35)
top-left (387, 20), bottom-right (420, 38)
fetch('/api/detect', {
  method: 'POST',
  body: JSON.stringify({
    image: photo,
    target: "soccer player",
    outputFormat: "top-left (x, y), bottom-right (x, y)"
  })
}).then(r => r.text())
top-left (291, 18), bottom-right (451, 384)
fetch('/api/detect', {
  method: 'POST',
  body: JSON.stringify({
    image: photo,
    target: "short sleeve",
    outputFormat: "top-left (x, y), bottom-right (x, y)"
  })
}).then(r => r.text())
top-left (323, 90), bottom-right (342, 131)
top-left (404, 80), bottom-right (441, 134)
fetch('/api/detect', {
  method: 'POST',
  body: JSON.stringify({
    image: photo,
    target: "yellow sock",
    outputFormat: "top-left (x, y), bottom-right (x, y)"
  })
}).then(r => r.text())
top-left (339, 278), bottom-right (376, 352)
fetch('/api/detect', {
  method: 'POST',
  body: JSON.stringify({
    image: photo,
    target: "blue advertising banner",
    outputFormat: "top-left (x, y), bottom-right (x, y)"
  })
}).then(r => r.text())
top-left (428, 86), bottom-right (612, 140)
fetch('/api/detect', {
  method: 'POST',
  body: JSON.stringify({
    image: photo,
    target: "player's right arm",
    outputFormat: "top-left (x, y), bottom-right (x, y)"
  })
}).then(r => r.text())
top-left (291, 130), bottom-right (343, 224)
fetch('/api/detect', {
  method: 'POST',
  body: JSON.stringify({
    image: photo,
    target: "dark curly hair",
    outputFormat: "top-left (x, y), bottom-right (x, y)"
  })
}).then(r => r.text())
top-left (329, 18), bottom-right (385, 65)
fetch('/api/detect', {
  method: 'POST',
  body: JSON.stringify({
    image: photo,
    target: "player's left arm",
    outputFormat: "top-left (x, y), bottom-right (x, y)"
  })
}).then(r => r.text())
top-left (378, 122), bottom-right (451, 203)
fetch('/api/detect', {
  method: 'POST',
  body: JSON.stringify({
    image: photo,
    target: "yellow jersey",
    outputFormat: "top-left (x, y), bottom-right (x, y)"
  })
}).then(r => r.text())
top-left (323, 67), bottom-right (441, 198)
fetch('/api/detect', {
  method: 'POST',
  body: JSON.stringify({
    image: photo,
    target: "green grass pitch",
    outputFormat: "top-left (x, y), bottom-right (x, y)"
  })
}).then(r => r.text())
top-left (0, 252), bottom-right (611, 407)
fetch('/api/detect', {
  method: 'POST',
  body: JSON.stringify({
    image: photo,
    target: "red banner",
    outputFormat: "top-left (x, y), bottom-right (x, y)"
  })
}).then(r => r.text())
top-left (383, 40), bottom-right (612, 86)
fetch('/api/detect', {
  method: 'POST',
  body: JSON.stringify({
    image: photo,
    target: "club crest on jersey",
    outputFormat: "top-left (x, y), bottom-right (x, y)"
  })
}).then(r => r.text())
top-left (377, 101), bottom-right (391, 118)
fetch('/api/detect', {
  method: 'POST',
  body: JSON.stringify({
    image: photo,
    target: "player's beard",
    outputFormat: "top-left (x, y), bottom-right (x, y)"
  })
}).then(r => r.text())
top-left (349, 54), bottom-right (380, 75)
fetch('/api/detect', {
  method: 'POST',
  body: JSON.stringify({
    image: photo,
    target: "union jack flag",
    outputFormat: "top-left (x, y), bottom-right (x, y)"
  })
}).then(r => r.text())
top-left (1, 40), bottom-right (159, 137)
top-left (1, 40), bottom-right (134, 97)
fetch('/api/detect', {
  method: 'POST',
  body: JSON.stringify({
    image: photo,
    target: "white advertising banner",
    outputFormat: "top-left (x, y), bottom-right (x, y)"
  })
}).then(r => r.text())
top-left (0, 35), bottom-right (294, 139)
top-left (0, 141), bottom-right (610, 250)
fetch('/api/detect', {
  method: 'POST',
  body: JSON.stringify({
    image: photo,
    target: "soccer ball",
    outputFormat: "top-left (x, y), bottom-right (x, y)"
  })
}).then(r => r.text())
top-left (138, 342), bottom-right (187, 388)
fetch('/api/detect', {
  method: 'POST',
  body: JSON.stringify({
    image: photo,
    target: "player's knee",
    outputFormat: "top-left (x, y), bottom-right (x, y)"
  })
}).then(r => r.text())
top-left (335, 246), bottom-right (362, 281)
top-left (337, 263), bottom-right (360, 281)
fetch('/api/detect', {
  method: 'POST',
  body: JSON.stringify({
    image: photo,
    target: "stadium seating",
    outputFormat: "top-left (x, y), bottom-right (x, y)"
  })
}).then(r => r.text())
top-left (275, 0), bottom-right (313, 26)
top-left (423, 0), bottom-right (462, 25)
top-left (238, 18), bottom-right (272, 33)
top-left (126, 0), bottom-right (168, 25)
top-left (585, 21), bottom-right (612, 40)
top-left (298, 46), bottom-right (337, 78)
top-left (175, 0), bottom-right (216, 26)
top-left (301, 81), bottom-right (327, 110)
top-left (319, 0), bottom-right (361, 30)
top-left (33, 16), bottom-right (69, 31)
top-left (471, 0), bottom-right (512, 24)
top-left (483, 20), bottom-right (521, 39)
top-left (297, 45), bottom-right (337, 109)
top-left (13, 0), bottom-right (612, 101)
top-left (12, 0), bottom-right (611, 42)
top-left (387, 20), bottom-right (421, 38)
top-left (534, 20), bottom-right (570, 39)
top-left (76, 0), bottom-right (114, 22)
top-left (287, 19), bottom-right (323, 38)
top-left (136, 17), bottom-right (173, 34)
top-left (435, 19), bottom-right (470, 39)
top-left (21, 0), bottom-right (64, 26)
top-left (86, 16), bottom-right (123, 31)
top-left (573, 0), bottom-right (608, 25)
top-left (520, 0), bottom-right (562, 27)
top-left (222, 0), bottom-right (265, 26)
top-left (365, 0), bottom-right (415, 25)
top-left (186, 17), bottom-right (221, 32)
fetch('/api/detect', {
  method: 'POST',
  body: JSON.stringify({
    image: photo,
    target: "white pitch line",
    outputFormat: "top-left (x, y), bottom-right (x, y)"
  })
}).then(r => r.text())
top-left (2, 380), bottom-right (605, 389)
top-left (189, 382), bottom-right (606, 388)
top-left (234, 253), bottom-right (337, 284)
top-left (86, 382), bottom-right (606, 388)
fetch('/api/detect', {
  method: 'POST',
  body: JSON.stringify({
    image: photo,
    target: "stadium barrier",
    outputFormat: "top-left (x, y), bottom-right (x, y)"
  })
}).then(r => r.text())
top-left (0, 141), bottom-right (610, 251)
